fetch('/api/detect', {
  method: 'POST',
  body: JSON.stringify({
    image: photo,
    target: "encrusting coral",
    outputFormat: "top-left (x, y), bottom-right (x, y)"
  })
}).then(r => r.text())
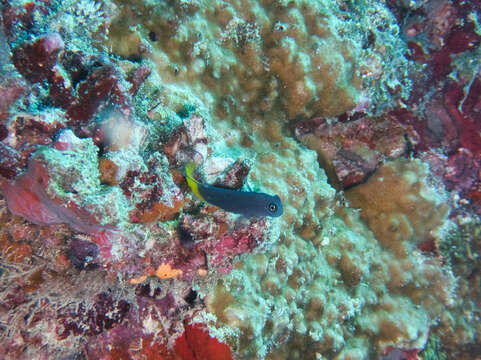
top-left (109, 0), bottom-right (411, 124)
top-left (346, 158), bottom-right (450, 255)
top-left (202, 158), bottom-right (456, 359)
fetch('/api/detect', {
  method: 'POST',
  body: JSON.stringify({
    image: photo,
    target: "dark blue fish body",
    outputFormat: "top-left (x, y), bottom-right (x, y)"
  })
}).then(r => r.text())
top-left (185, 162), bottom-right (283, 218)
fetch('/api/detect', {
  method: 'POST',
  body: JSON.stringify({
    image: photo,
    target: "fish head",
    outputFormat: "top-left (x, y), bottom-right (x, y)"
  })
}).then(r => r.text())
top-left (264, 194), bottom-right (283, 217)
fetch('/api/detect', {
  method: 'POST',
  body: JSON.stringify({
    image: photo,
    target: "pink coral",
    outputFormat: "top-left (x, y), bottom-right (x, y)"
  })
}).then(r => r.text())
top-left (12, 33), bottom-right (64, 83)
top-left (0, 77), bottom-right (25, 123)
top-left (0, 158), bottom-right (104, 233)
top-left (382, 347), bottom-right (421, 360)
top-left (128, 214), bottom-right (268, 282)
top-left (1, 160), bottom-right (68, 226)
top-left (295, 115), bottom-right (416, 188)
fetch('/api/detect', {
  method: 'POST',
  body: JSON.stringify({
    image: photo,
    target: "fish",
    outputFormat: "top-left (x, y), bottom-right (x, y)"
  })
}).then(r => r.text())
top-left (184, 162), bottom-right (283, 218)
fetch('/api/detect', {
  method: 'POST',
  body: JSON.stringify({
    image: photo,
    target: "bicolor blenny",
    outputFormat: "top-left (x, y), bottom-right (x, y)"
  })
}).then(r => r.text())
top-left (184, 162), bottom-right (283, 217)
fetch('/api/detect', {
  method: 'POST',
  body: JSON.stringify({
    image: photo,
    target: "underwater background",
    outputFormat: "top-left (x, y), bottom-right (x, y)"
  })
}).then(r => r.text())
top-left (0, 0), bottom-right (480, 359)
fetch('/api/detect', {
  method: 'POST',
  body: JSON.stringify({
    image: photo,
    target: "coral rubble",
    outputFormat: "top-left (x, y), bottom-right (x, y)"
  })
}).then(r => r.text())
top-left (0, 0), bottom-right (480, 359)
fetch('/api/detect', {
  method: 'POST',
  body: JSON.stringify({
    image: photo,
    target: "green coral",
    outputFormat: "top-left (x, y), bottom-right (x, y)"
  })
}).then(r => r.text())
top-left (421, 334), bottom-right (448, 360)
top-left (35, 130), bottom-right (131, 227)
top-left (439, 216), bottom-right (481, 277)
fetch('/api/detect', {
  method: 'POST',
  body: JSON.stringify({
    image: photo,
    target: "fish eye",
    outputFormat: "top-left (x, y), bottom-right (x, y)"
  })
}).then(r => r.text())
top-left (268, 203), bottom-right (277, 213)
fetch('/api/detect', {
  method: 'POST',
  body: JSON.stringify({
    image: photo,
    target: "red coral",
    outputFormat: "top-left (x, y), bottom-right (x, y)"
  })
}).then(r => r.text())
top-left (0, 124), bottom-right (7, 140)
top-left (429, 48), bottom-right (453, 81)
top-left (444, 78), bottom-right (481, 155)
top-left (390, 95), bottom-right (459, 153)
top-left (84, 318), bottom-right (232, 360)
top-left (0, 140), bottom-right (117, 259)
top-left (127, 64), bottom-right (151, 96)
top-left (0, 232), bottom-right (32, 262)
top-left (174, 323), bottom-right (233, 360)
top-left (427, 2), bottom-right (458, 49)
top-left (213, 159), bottom-right (250, 189)
top-left (0, 77), bottom-right (26, 123)
top-left (8, 112), bottom-right (66, 154)
top-left (0, 158), bottom-right (107, 233)
top-left (407, 41), bottom-right (428, 63)
top-left (56, 293), bottom-right (130, 339)
top-left (446, 27), bottom-right (481, 54)
top-left (67, 65), bottom-right (131, 128)
top-left (0, 161), bottom-right (63, 225)
top-left (180, 215), bottom-right (266, 277)
top-left (163, 114), bottom-right (208, 167)
top-left (444, 148), bottom-right (478, 192)
top-left (12, 33), bottom-right (64, 83)
top-left (132, 335), bottom-right (176, 360)
top-left (0, 143), bottom-right (24, 179)
top-left (120, 156), bottom-right (184, 224)
top-left (163, 125), bottom-right (191, 166)
top-left (1, 2), bottom-right (46, 41)
top-left (382, 346), bottom-right (421, 360)
top-left (390, 0), bottom-right (480, 82)
top-left (295, 115), bottom-right (415, 188)
top-left (10, 32), bottom-right (76, 108)
top-left (394, 74), bottom-right (481, 212)
top-left (209, 231), bottom-right (259, 274)
top-left (393, 73), bottom-right (481, 157)
top-left (67, 236), bottom-right (99, 269)
top-left (60, 50), bottom-right (90, 87)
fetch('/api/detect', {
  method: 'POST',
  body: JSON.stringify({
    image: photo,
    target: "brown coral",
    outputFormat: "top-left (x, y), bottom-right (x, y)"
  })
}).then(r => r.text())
top-left (346, 158), bottom-right (449, 255)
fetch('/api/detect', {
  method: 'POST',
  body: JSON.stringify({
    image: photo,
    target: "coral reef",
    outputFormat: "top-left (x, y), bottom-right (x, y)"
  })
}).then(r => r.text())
top-left (295, 115), bottom-right (418, 189)
top-left (108, 0), bottom-right (411, 124)
top-left (345, 158), bottom-right (449, 254)
top-left (203, 159), bottom-right (455, 359)
top-left (0, 0), bottom-right (480, 359)
top-left (386, 0), bottom-right (481, 215)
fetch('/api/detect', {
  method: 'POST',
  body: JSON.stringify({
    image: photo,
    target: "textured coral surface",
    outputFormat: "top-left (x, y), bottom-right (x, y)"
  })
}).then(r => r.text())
top-left (0, 0), bottom-right (480, 359)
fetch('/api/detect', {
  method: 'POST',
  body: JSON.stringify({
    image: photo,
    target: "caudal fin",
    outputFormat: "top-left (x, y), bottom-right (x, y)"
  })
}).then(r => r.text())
top-left (183, 162), bottom-right (205, 201)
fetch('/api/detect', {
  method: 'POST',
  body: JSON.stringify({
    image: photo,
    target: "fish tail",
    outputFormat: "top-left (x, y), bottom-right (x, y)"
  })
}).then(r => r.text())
top-left (184, 162), bottom-right (205, 201)
top-left (183, 161), bottom-right (196, 179)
